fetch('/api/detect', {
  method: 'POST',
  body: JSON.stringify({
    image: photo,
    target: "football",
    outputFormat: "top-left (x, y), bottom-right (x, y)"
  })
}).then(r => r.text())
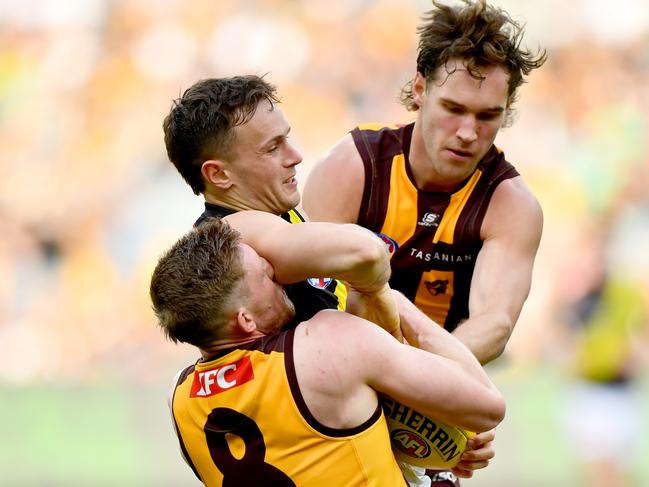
top-left (381, 396), bottom-right (474, 468)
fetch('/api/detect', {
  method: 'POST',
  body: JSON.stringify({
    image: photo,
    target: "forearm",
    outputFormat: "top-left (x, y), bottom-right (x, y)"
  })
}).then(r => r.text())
top-left (334, 224), bottom-right (391, 292)
top-left (305, 224), bottom-right (390, 292)
top-left (346, 285), bottom-right (403, 341)
top-left (236, 214), bottom-right (390, 291)
top-left (394, 292), bottom-right (493, 388)
top-left (451, 311), bottom-right (514, 365)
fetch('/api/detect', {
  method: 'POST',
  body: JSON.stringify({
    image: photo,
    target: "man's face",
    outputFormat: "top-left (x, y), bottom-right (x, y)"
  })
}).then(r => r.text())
top-left (413, 58), bottom-right (509, 189)
top-left (239, 243), bottom-right (295, 333)
top-left (227, 101), bottom-right (302, 214)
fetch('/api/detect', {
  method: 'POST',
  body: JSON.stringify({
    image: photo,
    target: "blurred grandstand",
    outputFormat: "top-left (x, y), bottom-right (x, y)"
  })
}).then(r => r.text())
top-left (1, 0), bottom-right (648, 485)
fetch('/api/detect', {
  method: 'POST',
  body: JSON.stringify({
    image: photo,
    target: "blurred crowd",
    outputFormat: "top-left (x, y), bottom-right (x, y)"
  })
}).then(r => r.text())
top-left (1, 0), bottom-right (648, 393)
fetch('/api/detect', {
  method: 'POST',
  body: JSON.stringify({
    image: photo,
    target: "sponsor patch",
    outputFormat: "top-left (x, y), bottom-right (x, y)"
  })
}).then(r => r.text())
top-left (307, 277), bottom-right (332, 289)
top-left (418, 212), bottom-right (440, 227)
top-left (391, 429), bottom-right (431, 459)
top-left (190, 357), bottom-right (254, 397)
top-left (377, 233), bottom-right (399, 254)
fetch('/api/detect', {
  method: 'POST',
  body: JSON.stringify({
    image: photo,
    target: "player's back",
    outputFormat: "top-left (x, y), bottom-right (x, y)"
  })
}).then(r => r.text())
top-left (170, 327), bottom-right (406, 486)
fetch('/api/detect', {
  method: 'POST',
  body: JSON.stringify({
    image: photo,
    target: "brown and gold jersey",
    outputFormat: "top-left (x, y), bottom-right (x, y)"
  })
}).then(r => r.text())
top-left (170, 327), bottom-right (406, 486)
top-left (352, 123), bottom-right (518, 331)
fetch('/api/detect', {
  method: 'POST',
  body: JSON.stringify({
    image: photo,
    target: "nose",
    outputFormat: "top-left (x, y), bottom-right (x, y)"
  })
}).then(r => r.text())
top-left (456, 115), bottom-right (478, 144)
top-left (285, 141), bottom-right (302, 168)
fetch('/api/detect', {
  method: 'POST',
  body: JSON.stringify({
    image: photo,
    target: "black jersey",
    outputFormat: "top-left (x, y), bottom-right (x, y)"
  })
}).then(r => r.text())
top-left (195, 203), bottom-right (347, 329)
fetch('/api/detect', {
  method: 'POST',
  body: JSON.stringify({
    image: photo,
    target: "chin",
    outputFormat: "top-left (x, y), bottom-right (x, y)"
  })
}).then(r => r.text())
top-left (287, 193), bottom-right (301, 209)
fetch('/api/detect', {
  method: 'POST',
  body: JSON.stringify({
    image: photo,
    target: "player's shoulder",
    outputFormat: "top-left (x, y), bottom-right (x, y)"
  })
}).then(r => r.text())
top-left (484, 176), bottom-right (543, 239)
top-left (323, 132), bottom-right (361, 162)
top-left (491, 176), bottom-right (542, 216)
top-left (299, 309), bottom-right (393, 355)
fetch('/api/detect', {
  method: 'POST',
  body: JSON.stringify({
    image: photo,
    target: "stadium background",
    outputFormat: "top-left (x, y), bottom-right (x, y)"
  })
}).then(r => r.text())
top-left (1, 0), bottom-right (648, 485)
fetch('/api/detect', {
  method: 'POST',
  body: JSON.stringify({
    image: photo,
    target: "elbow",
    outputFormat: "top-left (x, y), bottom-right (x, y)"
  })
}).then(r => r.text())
top-left (465, 389), bottom-right (506, 433)
top-left (484, 390), bottom-right (506, 431)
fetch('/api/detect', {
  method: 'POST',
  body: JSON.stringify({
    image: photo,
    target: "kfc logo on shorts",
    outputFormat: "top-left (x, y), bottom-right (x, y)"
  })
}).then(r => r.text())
top-left (190, 357), bottom-right (254, 397)
top-left (307, 277), bottom-right (332, 289)
top-left (377, 233), bottom-right (399, 254)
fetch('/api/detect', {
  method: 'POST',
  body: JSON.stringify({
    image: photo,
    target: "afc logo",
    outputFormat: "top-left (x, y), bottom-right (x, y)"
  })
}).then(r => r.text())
top-left (425, 279), bottom-right (448, 296)
top-left (418, 212), bottom-right (440, 227)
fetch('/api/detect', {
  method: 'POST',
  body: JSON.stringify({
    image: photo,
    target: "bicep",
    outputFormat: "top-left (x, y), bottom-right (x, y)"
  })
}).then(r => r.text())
top-left (470, 180), bottom-right (543, 320)
top-left (302, 134), bottom-right (365, 224)
top-left (363, 330), bottom-right (501, 431)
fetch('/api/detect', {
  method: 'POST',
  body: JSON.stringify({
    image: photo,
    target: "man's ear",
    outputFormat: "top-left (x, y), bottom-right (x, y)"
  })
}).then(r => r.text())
top-left (234, 309), bottom-right (257, 334)
top-left (202, 160), bottom-right (233, 190)
top-left (412, 71), bottom-right (427, 106)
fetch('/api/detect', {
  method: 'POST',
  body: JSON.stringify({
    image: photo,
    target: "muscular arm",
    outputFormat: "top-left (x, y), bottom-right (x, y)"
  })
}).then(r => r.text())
top-left (452, 177), bottom-right (543, 364)
top-left (304, 134), bottom-right (541, 365)
top-left (302, 133), bottom-right (364, 224)
top-left (394, 291), bottom-right (494, 389)
top-left (224, 210), bottom-right (389, 293)
top-left (297, 311), bottom-right (505, 433)
top-left (301, 134), bottom-right (405, 335)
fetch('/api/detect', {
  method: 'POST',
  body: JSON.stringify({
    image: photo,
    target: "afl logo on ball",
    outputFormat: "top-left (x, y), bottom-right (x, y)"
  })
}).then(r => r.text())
top-left (376, 233), bottom-right (399, 254)
top-left (390, 429), bottom-right (431, 459)
top-left (307, 277), bottom-right (332, 289)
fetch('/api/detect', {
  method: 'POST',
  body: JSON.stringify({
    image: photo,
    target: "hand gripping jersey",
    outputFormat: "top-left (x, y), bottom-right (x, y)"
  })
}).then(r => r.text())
top-left (352, 123), bottom-right (519, 331)
top-left (195, 203), bottom-right (347, 329)
top-left (170, 328), bottom-right (407, 486)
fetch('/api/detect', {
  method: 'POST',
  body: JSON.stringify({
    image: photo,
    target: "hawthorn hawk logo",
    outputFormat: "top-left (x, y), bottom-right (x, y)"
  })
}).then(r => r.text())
top-left (425, 279), bottom-right (448, 296)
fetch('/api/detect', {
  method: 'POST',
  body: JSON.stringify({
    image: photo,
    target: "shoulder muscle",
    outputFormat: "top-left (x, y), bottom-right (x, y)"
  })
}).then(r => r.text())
top-left (303, 133), bottom-right (365, 224)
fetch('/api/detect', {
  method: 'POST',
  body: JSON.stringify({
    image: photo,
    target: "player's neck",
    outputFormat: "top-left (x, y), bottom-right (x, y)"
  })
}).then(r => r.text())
top-left (200, 334), bottom-right (265, 360)
top-left (204, 191), bottom-right (276, 214)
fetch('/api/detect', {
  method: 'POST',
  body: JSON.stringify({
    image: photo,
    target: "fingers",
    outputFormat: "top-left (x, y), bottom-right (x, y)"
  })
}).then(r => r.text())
top-left (468, 428), bottom-right (496, 447)
top-left (453, 449), bottom-right (493, 476)
top-left (449, 431), bottom-right (496, 477)
top-left (461, 440), bottom-right (495, 462)
top-left (451, 463), bottom-right (473, 479)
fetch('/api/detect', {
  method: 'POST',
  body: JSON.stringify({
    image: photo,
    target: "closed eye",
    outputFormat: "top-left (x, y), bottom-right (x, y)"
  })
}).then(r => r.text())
top-left (477, 111), bottom-right (502, 121)
top-left (445, 105), bottom-right (464, 115)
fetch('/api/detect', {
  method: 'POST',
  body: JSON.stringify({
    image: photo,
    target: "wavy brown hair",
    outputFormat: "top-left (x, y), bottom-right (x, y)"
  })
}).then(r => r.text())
top-left (401, 0), bottom-right (547, 123)
top-left (163, 75), bottom-right (280, 195)
top-left (150, 218), bottom-right (244, 348)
